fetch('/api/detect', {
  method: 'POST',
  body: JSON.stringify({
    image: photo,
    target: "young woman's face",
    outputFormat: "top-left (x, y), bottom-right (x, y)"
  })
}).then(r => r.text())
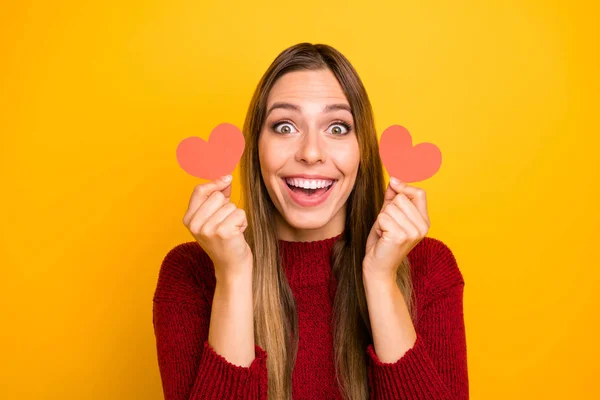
top-left (258, 68), bottom-right (360, 241)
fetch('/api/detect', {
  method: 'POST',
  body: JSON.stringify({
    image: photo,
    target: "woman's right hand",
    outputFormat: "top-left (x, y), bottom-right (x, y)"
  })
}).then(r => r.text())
top-left (182, 175), bottom-right (253, 280)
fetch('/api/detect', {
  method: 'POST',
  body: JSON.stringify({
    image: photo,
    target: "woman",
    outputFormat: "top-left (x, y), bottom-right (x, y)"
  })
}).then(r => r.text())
top-left (153, 42), bottom-right (468, 400)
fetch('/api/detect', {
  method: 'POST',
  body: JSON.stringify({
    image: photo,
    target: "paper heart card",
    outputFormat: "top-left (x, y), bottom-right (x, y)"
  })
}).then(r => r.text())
top-left (176, 123), bottom-right (245, 181)
top-left (176, 122), bottom-right (441, 183)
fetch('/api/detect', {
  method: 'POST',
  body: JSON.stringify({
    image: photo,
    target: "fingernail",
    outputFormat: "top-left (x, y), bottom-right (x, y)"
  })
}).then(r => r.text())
top-left (221, 175), bottom-right (232, 183)
top-left (390, 177), bottom-right (400, 185)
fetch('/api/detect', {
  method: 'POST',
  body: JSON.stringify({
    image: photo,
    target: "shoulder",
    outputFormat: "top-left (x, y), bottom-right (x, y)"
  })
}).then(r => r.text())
top-left (409, 236), bottom-right (465, 299)
top-left (153, 241), bottom-right (217, 304)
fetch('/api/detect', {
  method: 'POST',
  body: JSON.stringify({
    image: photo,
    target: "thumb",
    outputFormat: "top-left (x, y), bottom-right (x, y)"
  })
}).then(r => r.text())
top-left (382, 177), bottom-right (405, 208)
top-left (222, 183), bottom-right (232, 199)
top-left (219, 174), bottom-right (233, 198)
top-left (382, 180), bottom-right (396, 208)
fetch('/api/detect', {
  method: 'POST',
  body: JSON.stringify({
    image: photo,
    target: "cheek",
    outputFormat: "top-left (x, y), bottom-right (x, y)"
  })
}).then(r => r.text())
top-left (258, 135), bottom-right (285, 175)
top-left (332, 141), bottom-right (360, 175)
top-left (258, 134), bottom-right (272, 170)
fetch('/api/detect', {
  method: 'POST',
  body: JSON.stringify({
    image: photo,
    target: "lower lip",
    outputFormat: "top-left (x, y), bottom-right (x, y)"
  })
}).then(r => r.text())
top-left (283, 179), bottom-right (336, 207)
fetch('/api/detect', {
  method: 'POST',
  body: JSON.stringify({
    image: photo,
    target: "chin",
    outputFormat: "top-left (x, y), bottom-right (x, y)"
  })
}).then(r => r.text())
top-left (283, 212), bottom-right (331, 231)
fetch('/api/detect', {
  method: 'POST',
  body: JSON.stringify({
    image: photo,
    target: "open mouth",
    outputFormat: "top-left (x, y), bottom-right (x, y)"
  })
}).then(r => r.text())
top-left (283, 179), bottom-right (336, 197)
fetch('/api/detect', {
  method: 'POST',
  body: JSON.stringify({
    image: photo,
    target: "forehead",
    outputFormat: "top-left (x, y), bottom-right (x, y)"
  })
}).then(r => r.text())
top-left (266, 69), bottom-right (349, 106)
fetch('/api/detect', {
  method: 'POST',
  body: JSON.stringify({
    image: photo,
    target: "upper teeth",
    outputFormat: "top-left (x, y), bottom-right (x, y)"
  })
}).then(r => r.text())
top-left (285, 178), bottom-right (334, 189)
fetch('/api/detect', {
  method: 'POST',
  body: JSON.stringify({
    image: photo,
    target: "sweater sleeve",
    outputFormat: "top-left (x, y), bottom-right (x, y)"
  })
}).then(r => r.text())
top-left (366, 240), bottom-right (469, 400)
top-left (152, 243), bottom-right (269, 399)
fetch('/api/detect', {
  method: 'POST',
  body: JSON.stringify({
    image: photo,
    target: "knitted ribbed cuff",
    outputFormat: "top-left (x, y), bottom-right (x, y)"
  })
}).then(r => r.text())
top-left (191, 339), bottom-right (268, 399)
top-left (366, 333), bottom-right (454, 400)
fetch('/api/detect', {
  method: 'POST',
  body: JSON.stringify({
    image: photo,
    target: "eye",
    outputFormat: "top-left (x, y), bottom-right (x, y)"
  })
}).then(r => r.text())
top-left (328, 121), bottom-right (352, 135)
top-left (271, 120), bottom-right (352, 135)
top-left (272, 120), bottom-right (298, 134)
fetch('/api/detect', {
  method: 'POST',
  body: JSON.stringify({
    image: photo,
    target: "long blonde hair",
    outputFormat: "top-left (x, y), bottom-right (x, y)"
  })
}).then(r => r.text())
top-left (240, 42), bottom-right (416, 400)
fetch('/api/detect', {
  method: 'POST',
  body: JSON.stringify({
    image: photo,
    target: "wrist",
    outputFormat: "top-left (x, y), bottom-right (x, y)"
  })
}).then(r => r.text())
top-left (215, 262), bottom-right (253, 288)
top-left (362, 269), bottom-right (397, 291)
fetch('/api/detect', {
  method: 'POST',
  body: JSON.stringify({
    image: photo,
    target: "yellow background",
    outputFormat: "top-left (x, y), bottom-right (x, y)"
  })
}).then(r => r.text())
top-left (1, 0), bottom-right (598, 398)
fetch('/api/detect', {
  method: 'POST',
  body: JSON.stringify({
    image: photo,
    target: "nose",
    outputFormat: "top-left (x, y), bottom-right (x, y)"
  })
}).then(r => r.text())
top-left (295, 129), bottom-right (326, 164)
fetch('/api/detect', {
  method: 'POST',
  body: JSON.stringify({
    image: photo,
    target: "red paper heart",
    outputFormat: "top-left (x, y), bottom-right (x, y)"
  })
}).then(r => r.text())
top-left (176, 123), bottom-right (245, 181)
top-left (379, 125), bottom-right (442, 183)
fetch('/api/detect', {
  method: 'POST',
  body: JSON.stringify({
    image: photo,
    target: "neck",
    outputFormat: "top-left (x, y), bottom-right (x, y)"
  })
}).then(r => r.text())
top-left (274, 206), bottom-right (346, 242)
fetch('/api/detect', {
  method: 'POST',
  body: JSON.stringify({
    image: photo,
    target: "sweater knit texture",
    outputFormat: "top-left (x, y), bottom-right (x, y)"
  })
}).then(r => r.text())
top-left (153, 234), bottom-right (469, 399)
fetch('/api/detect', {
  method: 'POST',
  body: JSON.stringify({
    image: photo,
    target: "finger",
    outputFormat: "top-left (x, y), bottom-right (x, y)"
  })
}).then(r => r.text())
top-left (201, 202), bottom-right (238, 234)
top-left (219, 175), bottom-right (233, 199)
top-left (222, 183), bottom-right (232, 200)
top-left (183, 175), bottom-right (233, 225)
top-left (186, 176), bottom-right (232, 218)
top-left (373, 219), bottom-right (383, 237)
top-left (388, 178), bottom-right (430, 227)
top-left (391, 194), bottom-right (429, 235)
top-left (383, 181), bottom-right (398, 207)
top-left (377, 212), bottom-right (408, 243)
top-left (215, 208), bottom-right (247, 237)
top-left (188, 190), bottom-right (229, 232)
top-left (383, 203), bottom-right (420, 240)
top-left (383, 177), bottom-right (408, 207)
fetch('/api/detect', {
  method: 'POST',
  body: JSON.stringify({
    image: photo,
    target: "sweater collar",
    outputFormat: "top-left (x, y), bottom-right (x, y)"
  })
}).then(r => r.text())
top-left (277, 233), bottom-right (343, 288)
top-left (277, 232), bottom-right (343, 252)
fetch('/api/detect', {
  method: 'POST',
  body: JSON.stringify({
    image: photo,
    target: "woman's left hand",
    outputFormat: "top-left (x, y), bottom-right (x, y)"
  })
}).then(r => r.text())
top-left (363, 177), bottom-right (431, 282)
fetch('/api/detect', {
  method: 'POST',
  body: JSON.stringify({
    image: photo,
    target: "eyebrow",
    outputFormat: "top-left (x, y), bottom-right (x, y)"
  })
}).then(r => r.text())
top-left (266, 102), bottom-right (352, 117)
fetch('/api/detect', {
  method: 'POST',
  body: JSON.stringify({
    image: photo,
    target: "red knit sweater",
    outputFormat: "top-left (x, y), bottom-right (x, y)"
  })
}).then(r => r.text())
top-left (153, 234), bottom-right (469, 399)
